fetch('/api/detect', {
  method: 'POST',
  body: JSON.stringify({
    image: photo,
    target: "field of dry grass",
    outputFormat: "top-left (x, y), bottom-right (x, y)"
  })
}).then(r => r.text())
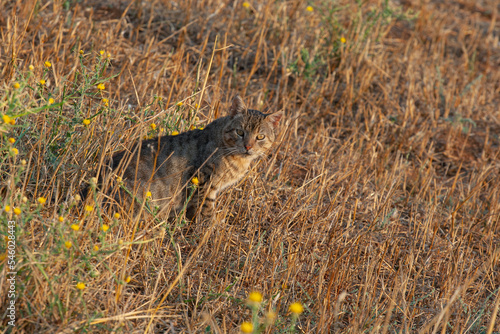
top-left (1, 0), bottom-right (499, 333)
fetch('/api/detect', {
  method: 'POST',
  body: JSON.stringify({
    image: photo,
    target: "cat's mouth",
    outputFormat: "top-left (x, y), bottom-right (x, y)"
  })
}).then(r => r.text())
top-left (237, 151), bottom-right (253, 157)
top-left (243, 149), bottom-right (254, 156)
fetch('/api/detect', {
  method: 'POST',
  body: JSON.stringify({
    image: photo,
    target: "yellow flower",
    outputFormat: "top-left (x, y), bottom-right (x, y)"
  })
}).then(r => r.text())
top-left (85, 205), bottom-right (93, 212)
top-left (125, 276), bottom-right (131, 283)
top-left (97, 83), bottom-right (105, 90)
top-left (194, 103), bottom-right (199, 108)
top-left (9, 119), bottom-right (15, 125)
top-left (265, 310), bottom-right (277, 325)
top-left (99, 50), bottom-right (105, 55)
top-left (83, 119), bottom-right (91, 126)
top-left (38, 197), bottom-right (46, 204)
top-left (75, 194), bottom-right (81, 202)
top-left (176, 101), bottom-right (183, 106)
top-left (79, 50), bottom-right (84, 54)
top-left (76, 282), bottom-right (85, 290)
top-left (21, 160), bottom-right (27, 166)
top-left (340, 37), bottom-right (346, 44)
top-left (150, 123), bottom-right (157, 130)
top-left (2, 114), bottom-right (11, 124)
top-left (58, 216), bottom-right (64, 222)
top-left (240, 322), bottom-right (253, 333)
top-left (248, 291), bottom-right (263, 304)
top-left (70, 224), bottom-right (80, 231)
top-left (116, 176), bottom-right (122, 183)
top-left (48, 98), bottom-right (55, 104)
top-left (146, 191), bottom-right (152, 198)
top-left (39, 79), bottom-right (46, 85)
top-left (102, 98), bottom-right (108, 103)
top-left (8, 138), bottom-right (15, 144)
top-left (160, 127), bottom-right (165, 133)
top-left (29, 65), bottom-right (34, 70)
top-left (242, 2), bottom-right (250, 9)
top-left (171, 130), bottom-right (179, 136)
top-left (306, 5), bottom-right (313, 12)
top-left (0, 253), bottom-right (6, 261)
top-left (22, 196), bottom-right (28, 203)
top-left (198, 126), bottom-right (204, 130)
top-left (93, 245), bottom-right (99, 251)
top-left (4, 205), bottom-right (11, 213)
top-left (190, 125), bottom-right (196, 130)
top-left (11, 148), bottom-right (19, 155)
top-left (89, 176), bottom-right (98, 186)
top-left (114, 212), bottom-right (120, 219)
top-left (289, 302), bottom-right (304, 315)
top-left (13, 208), bottom-right (21, 215)
top-left (118, 239), bottom-right (123, 245)
top-left (191, 177), bottom-right (199, 185)
top-left (13, 82), bottom-right (20, 89)
top-left (101, 224), bottom-right (109, 232)
top-left (65, 241), bottom-right (72, 249)
top-left (107, 52), bottom-right (111, 58)
top-left (44, 61), bottom-right (52, 68)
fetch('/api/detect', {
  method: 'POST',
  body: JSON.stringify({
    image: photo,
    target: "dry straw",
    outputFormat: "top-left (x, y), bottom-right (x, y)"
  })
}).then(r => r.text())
top-left (0, 0), bottom-right (499, 333)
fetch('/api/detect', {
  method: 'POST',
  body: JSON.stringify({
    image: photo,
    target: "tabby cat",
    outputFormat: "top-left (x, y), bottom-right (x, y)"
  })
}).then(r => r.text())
top-left (91, 95), bottom-right (282, 221)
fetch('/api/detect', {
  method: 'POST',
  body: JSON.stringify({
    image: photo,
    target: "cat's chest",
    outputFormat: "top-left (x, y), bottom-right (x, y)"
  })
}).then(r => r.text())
top-left (214, 155), bottom-right (253, 190)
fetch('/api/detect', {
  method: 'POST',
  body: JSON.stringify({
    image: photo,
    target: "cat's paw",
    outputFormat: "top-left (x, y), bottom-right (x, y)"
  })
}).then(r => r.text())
top-left (196, 199), bottom-right (214, 221)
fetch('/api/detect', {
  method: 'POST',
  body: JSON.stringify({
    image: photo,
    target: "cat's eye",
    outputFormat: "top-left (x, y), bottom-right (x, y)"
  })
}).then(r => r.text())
top-left (256, 134), bottom-right (266, 140)
top-left (236, 129), bottom-right (244, 137)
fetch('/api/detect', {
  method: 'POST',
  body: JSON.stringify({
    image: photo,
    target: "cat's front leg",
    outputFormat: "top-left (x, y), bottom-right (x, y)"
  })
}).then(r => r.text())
top-left (198, 162), bottom-right (215, 185)
top-left (186, 171), bottom-right (218, 224)
top-left (184, 198), bottom-right (214, 223)
top-left (184, 180), bottom-right (217, 223)
top-left (192, 163), bottom-right (217, 221)
top-left (199, 196), bottom-right (216, 220)
top-left (198, 181), bottom-right (218, 221)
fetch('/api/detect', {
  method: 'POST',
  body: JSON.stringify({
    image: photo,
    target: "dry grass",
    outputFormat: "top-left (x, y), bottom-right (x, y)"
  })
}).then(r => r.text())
top-left (1, 0), bottom-right (499, 333)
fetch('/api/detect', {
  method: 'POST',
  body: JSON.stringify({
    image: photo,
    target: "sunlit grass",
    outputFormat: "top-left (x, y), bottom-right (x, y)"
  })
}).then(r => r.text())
top-left (0, 0), bottom-right (499, 333)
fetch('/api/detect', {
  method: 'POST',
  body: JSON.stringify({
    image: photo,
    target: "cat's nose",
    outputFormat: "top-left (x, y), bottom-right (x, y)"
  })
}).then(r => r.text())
top-left (245, 144), bottom-right (252, 151)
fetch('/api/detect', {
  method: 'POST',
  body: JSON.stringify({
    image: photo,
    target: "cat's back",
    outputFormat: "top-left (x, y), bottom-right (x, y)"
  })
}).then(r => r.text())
top-left (112, 118), bottom-right (226, 177)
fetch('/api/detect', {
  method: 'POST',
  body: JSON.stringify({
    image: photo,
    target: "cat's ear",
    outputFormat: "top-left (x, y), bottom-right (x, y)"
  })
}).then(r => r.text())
top-left (266, 110), bottom-right (283, 129)
top-left (229, 95), bottom-right (247, 116)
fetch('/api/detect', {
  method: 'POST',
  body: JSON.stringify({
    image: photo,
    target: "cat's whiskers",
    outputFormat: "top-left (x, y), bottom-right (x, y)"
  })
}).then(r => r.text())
top-left (221, 147), bottom-right (242, 157)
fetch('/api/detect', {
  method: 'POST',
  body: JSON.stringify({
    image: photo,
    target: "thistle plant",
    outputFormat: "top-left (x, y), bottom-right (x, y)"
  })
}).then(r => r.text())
top-left (239, 291), bottom-right (305, 333)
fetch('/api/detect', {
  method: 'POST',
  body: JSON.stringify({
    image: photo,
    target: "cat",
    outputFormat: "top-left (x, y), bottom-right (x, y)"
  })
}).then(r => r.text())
top-left (87, 95), bottom-right (283, 221)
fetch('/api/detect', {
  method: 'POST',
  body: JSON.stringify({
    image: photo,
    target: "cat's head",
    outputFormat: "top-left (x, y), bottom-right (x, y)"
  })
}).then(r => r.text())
top-left (222, 95), bottom-right (283, 157)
